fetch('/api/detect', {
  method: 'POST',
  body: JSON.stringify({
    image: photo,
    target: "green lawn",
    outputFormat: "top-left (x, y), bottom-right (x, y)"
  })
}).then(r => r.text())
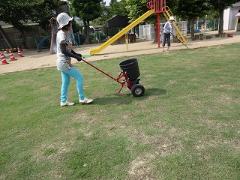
top-left (0, 44), bottom-right (240, 179)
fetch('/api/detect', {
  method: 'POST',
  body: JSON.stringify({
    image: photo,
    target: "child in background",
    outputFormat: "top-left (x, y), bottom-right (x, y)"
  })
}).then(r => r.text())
top-left (56, 12), bottom-right (93, 107)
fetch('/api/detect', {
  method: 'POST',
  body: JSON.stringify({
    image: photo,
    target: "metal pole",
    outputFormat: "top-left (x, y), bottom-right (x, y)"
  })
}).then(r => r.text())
top-left (125, 33), bottom-right (129, 51)
top-left (81, 58), bottom-right (118, 82)
top-left (157, 13), bottom-right (161, 48)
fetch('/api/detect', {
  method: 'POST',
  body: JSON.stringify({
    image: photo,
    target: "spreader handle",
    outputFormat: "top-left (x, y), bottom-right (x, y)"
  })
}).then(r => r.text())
top-left (81, 58), bottom-right (118, 82)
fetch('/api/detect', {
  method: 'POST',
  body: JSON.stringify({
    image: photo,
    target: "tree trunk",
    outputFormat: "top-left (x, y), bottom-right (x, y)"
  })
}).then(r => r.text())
top-left (218, 9), bottom-right (224, 35)
top-left (83, 20), bottom-right (90, 44)
top-left (49, 17), bottom-right (58, 54)
top-left (190, 19), bottom-right (195, 40)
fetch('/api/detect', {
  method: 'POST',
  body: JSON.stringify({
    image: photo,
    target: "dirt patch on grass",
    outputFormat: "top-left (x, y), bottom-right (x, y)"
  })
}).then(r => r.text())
top-left (33, 140), bottom-right (74, 163)
top-left (166, 80), bottom-right (177, 86)
top-left (31, 137), bottom-right (75, 179)
top-left (153, 135), bottom-right (183, 157)
top-left (218, 84), bottom-right (236, 90)
top-left (129, 129), bottom-right (156, 145)
top-left (43, 170), bottom-right (63, 179)
top-left (230, 139), bottom-right (240, 150)
top-left (208, 84), bottom-right (236, 92)
top-left (0, 174), bottom-right (6, 180)
top-left (195, 139), bottom-right (219, 151)
top-left (128, 135), bottom-right (183, 180)
top-left (30, 109), bottom-right (104, 178)
top-left (0, 95), bottom-right (6, 101)
top-left (72, 111), bottom-right (97, 124)
top-left (128, 125), bottom-right (183, 157)
top-left (216, 94), bottom-right (239, 105)
top-left (128, 153), bottom-right (156, 180)
top-left (14, 79), bottom-right (35, 86)
top-left (39, 85), bottom-right (51, 91)
top-left (195, 137), bottom-right (240, 152)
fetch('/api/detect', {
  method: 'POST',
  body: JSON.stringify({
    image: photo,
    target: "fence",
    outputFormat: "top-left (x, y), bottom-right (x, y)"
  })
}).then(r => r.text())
top-left (139, 21), bottom-right (187, 41)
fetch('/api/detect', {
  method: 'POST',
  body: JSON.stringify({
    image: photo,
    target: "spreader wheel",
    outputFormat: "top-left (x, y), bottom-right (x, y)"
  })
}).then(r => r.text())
top-left (131, 84), bottom-right (145, 97)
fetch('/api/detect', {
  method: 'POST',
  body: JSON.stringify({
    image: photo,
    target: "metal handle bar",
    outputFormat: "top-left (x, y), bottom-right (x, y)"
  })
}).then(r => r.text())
top-left (81, 58), bottom-right (119, 82)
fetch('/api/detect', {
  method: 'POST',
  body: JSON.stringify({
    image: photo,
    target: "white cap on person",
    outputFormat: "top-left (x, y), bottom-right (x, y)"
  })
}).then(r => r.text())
top-left (57, 12), bottom-right (73, 29)
top-left (169, 16), bottom-right (175, 21)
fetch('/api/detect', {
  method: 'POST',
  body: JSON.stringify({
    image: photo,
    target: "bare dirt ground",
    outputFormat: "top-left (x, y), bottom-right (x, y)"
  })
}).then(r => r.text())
top-left (1, 33), bottom-right (240, 74)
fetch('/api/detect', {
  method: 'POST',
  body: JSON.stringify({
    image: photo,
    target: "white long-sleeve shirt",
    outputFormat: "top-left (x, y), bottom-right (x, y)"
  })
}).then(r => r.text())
top-left (163, 21), bottom-right (172, 34)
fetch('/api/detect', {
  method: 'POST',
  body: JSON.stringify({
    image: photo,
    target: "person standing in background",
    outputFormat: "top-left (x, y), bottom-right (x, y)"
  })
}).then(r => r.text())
top-left (163, 16), bottom-right (175, 51)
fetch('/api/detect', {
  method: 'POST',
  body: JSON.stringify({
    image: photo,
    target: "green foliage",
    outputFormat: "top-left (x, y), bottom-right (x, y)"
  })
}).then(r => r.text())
top-left (0, 0), bottom-right (40, 31)
top-left (70, 0), bottom-right (102, 43)
top-left (70, 0), bottom-right (102, 23)
top-left (175, 0), bottom-right (209, 20)
top-left (172, 0), bottom-right (210, 39)
top-left (93, 0), bottom-right (128, 26)
top-left (110, 0), bottom-right (128, 16)
top-left (92, 2), bottom-right (111, 26)
top-left (126, 0), bottom-right (148, 21)
top-left (208, 0), bottom-right (239, 34)
top-left (166, 0), bottom-right (178, 13)
top-left (208, 0), bottom-right (238, 10)
top-left (0, 0), bottom-right (60, 31)
top-left (72, 20), bottom-right (81, 33)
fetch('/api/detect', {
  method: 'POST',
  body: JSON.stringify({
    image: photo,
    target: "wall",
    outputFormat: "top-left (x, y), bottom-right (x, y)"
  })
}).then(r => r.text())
top-left (224, 2), bottom-right (240, 30)
top-left (139, 21), bottom-right (187, 41)
top-left (224, 8), bottom-right (230, 30)
top-left (0, 25), bottom-right (47, 49)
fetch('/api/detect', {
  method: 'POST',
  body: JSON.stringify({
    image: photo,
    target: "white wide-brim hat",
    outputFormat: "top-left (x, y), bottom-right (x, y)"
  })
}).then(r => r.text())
top-left (235, 12), bottom-right (240, 17)
top-left (169, 16), bottom-right (175, 21)
top-left (57, 12), bottom-right (73, 29)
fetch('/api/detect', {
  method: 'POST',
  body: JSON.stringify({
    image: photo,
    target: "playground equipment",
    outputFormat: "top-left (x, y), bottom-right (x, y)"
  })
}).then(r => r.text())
top-left (90, 0), bottom-right (187, 55)
top-left (81, 58), bottom-right (145, 97)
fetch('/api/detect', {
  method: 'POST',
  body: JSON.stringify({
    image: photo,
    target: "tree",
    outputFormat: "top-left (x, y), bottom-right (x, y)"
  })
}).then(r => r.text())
top-left (0, 0), bottom-right (60, 47)
top-left (93, 0), bottom-right (128, 27)
top-left (208, 0), bottom-right (238, 35)
top-left (92, 2), bottom-right (111, 26)
top-left (175, 0), bottom-right (210, 40)
top-left (110, 0), bottom-right (128, 16)
top-left (125, 0), bottom-right (148, 21)
top-left (70, 0), bottom-right (102, 43)
top-left (33, 0), bottom-right (61, 31)
top-left (0, 0), bottom-right (39, 35)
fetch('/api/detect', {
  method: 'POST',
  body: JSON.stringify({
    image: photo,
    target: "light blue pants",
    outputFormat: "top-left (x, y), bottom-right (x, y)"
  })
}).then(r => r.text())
top-left (60, 67), bottom-right (85, 103)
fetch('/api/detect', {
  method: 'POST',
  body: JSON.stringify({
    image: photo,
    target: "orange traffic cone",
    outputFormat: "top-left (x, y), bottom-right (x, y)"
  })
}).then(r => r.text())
top-left (9, 50), bottom-right (17, 61)
top-left (17, 47), bottom-right (24, 57)
top-left (1, 58), bottom-right (8, 65)
top-left (0, 52), bottom-right (6, 59)
top-left (1, 52), bottom-right (9, 65)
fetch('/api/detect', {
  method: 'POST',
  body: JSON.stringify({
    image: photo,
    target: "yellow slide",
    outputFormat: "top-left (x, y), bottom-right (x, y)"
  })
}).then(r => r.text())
top-left (90, 9), bottom-right (155, 55)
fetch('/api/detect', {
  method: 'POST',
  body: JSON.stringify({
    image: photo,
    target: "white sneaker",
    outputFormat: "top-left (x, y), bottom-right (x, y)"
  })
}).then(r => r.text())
top-left (60, 101), bottom-right (75, 107)
top-left (79, 98), bottom-right (94, 104)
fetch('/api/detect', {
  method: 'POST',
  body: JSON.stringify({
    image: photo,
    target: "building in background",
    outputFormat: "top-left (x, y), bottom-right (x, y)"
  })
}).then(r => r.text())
top-left (224, 2), bottom-right (240, 31)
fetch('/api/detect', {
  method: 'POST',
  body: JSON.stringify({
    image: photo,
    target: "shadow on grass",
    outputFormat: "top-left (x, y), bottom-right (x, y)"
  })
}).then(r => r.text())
top-left (94, 88), bottom-right (167, 105)
top-left (133, 88), bottom-right (167, 101)
top-left (94, 95), bottom-right (132, 105)
top-left (145, 88), bottom-right (167, 96)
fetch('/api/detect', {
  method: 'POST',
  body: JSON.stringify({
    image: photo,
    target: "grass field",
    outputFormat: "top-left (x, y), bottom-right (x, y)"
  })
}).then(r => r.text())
top-left (0, 44), bottom-right (240, 179)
